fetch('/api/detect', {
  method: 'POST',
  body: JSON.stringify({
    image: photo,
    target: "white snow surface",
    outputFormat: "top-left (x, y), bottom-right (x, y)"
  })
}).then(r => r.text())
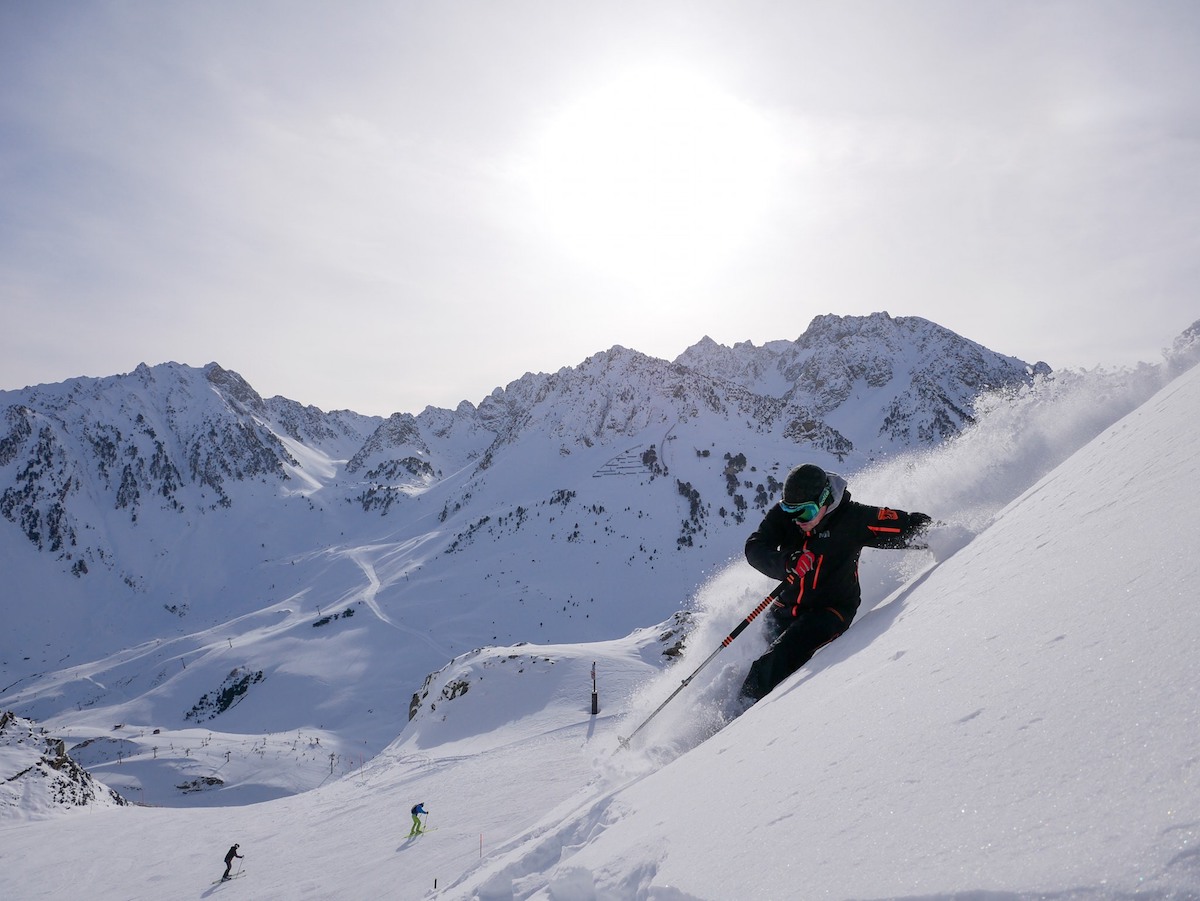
top-left (2, 362), bottom-right (1200, 899)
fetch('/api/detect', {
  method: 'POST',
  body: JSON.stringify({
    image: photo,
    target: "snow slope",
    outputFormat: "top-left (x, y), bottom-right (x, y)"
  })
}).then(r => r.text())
top-left (450, 362), bottom-right (1200, 900)
top-left (1, 361), bottom-right (1198, 900)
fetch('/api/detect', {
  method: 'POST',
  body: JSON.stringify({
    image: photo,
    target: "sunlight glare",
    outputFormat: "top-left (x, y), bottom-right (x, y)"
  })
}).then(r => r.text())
top-left (525, 64), bottom-right (782, 286)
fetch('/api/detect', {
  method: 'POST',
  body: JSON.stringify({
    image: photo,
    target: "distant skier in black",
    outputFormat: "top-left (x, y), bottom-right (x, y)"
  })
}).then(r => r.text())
top-left (409, 802), bottom-right (429, 836)
top-left (222, 843), bottom-right (243, 880)
top-left (737, 464), bottom-right (931, 707)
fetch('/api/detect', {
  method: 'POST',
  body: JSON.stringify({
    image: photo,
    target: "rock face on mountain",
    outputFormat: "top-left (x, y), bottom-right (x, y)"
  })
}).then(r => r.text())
top-left (0, 711), bottom-right (127, 816)
top-left (677, 312), bottom-right (1050, 447)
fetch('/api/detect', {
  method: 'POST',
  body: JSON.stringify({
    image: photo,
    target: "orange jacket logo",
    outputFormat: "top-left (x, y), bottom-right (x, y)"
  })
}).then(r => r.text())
top-left (877, 508), bottom-right (899, 521)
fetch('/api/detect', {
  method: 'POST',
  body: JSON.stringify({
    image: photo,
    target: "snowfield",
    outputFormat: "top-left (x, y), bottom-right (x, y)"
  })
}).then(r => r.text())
top-left (2, 360), bottom-right (1199, 900)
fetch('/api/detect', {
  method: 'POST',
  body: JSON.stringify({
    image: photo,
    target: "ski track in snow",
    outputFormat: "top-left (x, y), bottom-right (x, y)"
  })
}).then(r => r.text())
top-left (338, 539), bottom-right (455, 659)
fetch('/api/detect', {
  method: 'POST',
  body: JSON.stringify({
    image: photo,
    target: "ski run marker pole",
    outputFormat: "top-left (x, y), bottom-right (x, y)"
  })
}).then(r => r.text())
top-left (617, 579), bottom-right (789, 751)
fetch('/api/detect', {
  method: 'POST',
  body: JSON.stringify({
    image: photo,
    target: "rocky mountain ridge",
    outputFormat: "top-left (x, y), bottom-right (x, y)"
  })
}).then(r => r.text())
top-left (0, 312), bottom-right (1042, 579)
top-left (0, 710), bottom-right (127, 814)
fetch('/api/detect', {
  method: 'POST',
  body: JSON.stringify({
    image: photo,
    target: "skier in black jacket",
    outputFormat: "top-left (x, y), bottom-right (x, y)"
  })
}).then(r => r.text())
top-left (738, 464), bottom-right (931, 705)
top-left (222, 843), bottom-right (243, 880)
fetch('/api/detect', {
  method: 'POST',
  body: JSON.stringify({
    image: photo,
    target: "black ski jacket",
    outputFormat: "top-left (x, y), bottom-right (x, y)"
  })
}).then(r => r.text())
top-left (745, 477), bottom-right (929, 626)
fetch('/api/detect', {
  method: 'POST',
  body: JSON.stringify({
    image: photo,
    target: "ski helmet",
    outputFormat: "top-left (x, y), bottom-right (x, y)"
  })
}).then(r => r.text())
top-left (782, 464), bottom-right (829, 507)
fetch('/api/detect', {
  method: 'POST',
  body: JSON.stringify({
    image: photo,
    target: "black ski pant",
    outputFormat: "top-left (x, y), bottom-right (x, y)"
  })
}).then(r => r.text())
top-left (739, 606), bottom-right (850, 702)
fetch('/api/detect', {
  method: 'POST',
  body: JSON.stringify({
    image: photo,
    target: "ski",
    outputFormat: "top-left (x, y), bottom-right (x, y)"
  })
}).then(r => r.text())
top-left (212, 872), bottom-right (246, 884)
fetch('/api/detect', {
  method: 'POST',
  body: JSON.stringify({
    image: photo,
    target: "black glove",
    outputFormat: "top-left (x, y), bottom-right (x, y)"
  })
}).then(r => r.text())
top-left (908, 512), bottom-right (932, 535)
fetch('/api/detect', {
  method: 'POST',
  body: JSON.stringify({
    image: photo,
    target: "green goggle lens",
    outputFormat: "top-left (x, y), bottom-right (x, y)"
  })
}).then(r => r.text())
top-left (781, 500), bottom-right (821, 522)
top-left (780, 486), bottom-right (830, 522)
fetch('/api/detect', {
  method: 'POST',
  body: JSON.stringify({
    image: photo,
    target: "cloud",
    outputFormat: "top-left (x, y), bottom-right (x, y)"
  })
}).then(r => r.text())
top-left (2, 1), bottom-right (1198, 413)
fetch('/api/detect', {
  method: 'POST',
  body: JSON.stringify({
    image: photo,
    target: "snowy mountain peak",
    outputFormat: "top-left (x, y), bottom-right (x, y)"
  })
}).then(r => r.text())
top-left (344, 412), bottom-right (430, 476)
top-left (203, 362), bottom-right (267, 416)
top-left (1169, 318), bottom-right (1200, 371)
top-left (0, 711), bottom-right (127, 816)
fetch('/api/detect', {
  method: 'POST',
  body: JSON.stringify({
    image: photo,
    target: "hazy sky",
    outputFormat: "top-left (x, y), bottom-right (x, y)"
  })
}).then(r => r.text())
top-left (3, 1), bottom-right (1198, 416)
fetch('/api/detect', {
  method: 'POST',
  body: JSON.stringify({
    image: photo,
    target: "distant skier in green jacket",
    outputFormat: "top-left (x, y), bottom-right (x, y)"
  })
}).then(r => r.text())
top-left (409, 802), bottom-right (429, 836)
top-left (738, 464), bottom-right (931, 706)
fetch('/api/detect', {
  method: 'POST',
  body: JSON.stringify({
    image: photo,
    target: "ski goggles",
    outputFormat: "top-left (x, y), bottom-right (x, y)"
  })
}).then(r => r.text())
top-left (780, 486), bottom-right (830, 522)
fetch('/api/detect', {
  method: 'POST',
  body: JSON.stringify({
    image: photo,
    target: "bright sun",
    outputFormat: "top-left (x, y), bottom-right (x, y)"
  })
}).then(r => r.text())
top-left (524, 63), bottom-right (781, 286)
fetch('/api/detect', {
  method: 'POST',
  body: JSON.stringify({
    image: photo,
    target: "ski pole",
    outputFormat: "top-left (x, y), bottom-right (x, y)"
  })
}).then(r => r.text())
top-left (617, 579), bottom-right (789, 751)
